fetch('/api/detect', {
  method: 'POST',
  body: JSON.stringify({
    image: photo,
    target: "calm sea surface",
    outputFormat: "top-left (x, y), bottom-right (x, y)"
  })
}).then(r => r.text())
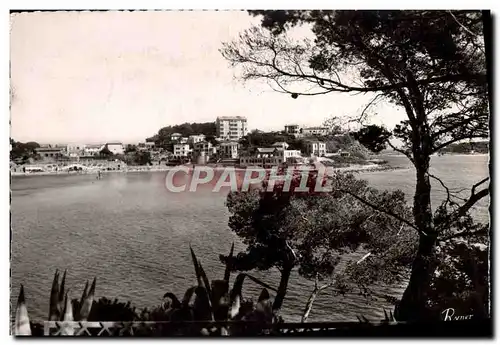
top-left (10, 154), bottom-right (489, 322)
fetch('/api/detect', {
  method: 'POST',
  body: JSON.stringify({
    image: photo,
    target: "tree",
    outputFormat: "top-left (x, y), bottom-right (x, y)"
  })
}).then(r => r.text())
top-left (10, 140), bottom-right (40, 161)
top-left (205, 134), bottom-right (218, 146)
top-left (100, 147), bottom-right (113, 157)
top-left (353, 125), bottom-right (392, 153)
top-left (223, 170), bottom-right (416, 318)
top-left (221, 10), bottom-right (490, 321)
top-left (322, 116), bottom-right (346, 135)
top-left (125, 144), bottom-right (137, 153)
top-left (134, 151), bottom-right (152, 166)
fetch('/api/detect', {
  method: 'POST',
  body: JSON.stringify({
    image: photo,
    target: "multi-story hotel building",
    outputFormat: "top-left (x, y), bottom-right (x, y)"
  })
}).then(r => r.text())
top-left (216, 116), bottom-right (247, 141)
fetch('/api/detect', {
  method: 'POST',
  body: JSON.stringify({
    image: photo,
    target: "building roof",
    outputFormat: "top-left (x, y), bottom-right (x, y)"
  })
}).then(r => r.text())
top-left (272, 142), bottom-right (289, 147)
top-left (171, 132), bottom-right (182, 136)
top-left (217, 116), bottom-right (247, 121)
top-left (257, 147), bottom-right (277, 153)
top-left (35, 147), bottom-right (64, 152)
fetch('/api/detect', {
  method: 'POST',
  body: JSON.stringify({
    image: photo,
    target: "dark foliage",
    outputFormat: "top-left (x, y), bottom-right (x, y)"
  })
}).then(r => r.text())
top-left (353, 125), bottom-right (392, 153)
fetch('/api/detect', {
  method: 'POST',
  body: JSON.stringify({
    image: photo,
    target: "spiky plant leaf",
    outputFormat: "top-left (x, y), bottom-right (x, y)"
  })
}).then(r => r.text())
top-left (197, 259), bottom-right (212, 302)
top-left (14, 285), bottom-right (31, 336)
top-left (76, 280), bottom-right (89, 320)
top-left (58, 270), bottom-right (66, 304)
top-left (79, 277), bottom-right (96, 321)
top-left (57, 270), bottom-right (67, 320)
top-left (228, 274), bottom-right (246, 319)
top-left (60, 291), bottom-right (75, 336)
top-left (48, 270), bottom-right (60, 321)
top-left (189, 246), bottom-right (202, 286)
top-left (62, 291), bottom-right (73, 322)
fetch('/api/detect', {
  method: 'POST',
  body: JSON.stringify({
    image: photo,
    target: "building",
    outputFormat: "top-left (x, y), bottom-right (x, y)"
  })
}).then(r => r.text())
top-left (192, 141), bottom-right (214, 164)
top-left (106, 142), bottom-right (125, 155)
top-left (305, 141), bottom-right (327, 157)
top-left (302, 127), bottom-right (330, 136)
top-left (272, 142), bottom-right (290, 150)
top-left (35, 147), bottom-right (65, 160)
top-left (173, 144), bottom-right (191, 157)
top-left (188, 134), bottom-right (206, 145)
top-left (193, 141), bottom-right (214, 156)
top-left (145, 141), bottom-right (155, 149)
top-left (277, 149), bottom-right (302, 161)
top-left (66, 144), bottom-right (86, 158)
top-left (239, 147), bottom-right (302, 167)
top-left (284, 124), bottom-right (300, 136)
top-left (171, 133), bottom-right (182, 141)
top-left (219, 141), bottom-right (239, 159)
top-left (216, 116), bottom-right (248, 141)
top-left (84, 144), bottom-right (105, 156)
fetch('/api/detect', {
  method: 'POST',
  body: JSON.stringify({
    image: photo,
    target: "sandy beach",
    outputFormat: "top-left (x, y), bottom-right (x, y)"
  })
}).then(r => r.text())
top-left (10, 162), bottom-right (402, 178)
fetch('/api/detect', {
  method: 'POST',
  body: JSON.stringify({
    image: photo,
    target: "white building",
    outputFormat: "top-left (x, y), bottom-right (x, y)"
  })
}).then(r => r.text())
top-left (277, 149), bottom-right (302, 161)
top-left (173, 144), bottom-right (191, 157)
top-left (216, 116), bottom-right (248, 141)
top-left (179, 137), bottom-right (189, 144)
top-left (188, 134), bottom-right (206, 145)
top-left (219, 141), bottom-right (239, 159)
top-left (302, 127), bottom-right (330, 136)
top-left (83, 144), bottom-right (104, 156)
top-left (66, 144), bottom-right (86, 157)
top-left (305, 141), bottom-right (327, 157)
top-left (106, 142), bottom-right (125, 155)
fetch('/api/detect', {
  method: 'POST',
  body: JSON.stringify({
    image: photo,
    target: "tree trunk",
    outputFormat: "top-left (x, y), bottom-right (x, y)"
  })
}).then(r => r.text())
top-left (272, 264), bottom-right (293, 315)
top-left (396, 146), bottom-right (437, 321)
top-left (301, 282), bottom-right (330, 323)
top-left (301, 288), bottom-right (319, 323)
top-left (395, 232), bottom-right (437, 321)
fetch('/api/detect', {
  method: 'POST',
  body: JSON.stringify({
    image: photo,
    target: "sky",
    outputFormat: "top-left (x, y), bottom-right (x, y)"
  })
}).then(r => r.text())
top-left (10, 10), bottom-right (407, 145)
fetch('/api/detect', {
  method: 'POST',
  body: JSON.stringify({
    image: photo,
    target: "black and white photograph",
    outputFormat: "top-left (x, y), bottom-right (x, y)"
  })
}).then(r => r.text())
top-left (8, 6), bottom-right (492, 337)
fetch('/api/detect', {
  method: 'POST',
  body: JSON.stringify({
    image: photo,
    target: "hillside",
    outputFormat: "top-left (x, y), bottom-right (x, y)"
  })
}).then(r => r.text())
top-left (439, 141), bottom-right (489, 154)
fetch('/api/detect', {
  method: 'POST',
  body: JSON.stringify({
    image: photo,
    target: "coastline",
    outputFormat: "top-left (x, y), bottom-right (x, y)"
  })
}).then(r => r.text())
top-left (10, 163), bottom-right (403, 178)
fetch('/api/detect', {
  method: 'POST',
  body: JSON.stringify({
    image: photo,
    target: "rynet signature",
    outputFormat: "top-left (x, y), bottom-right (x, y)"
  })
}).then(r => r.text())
top-left (441, 308), bottom-right (474, 321)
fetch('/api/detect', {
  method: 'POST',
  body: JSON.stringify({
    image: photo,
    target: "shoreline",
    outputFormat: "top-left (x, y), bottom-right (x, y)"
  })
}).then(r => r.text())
top-left (10, 163), bottom-right (403, 178)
